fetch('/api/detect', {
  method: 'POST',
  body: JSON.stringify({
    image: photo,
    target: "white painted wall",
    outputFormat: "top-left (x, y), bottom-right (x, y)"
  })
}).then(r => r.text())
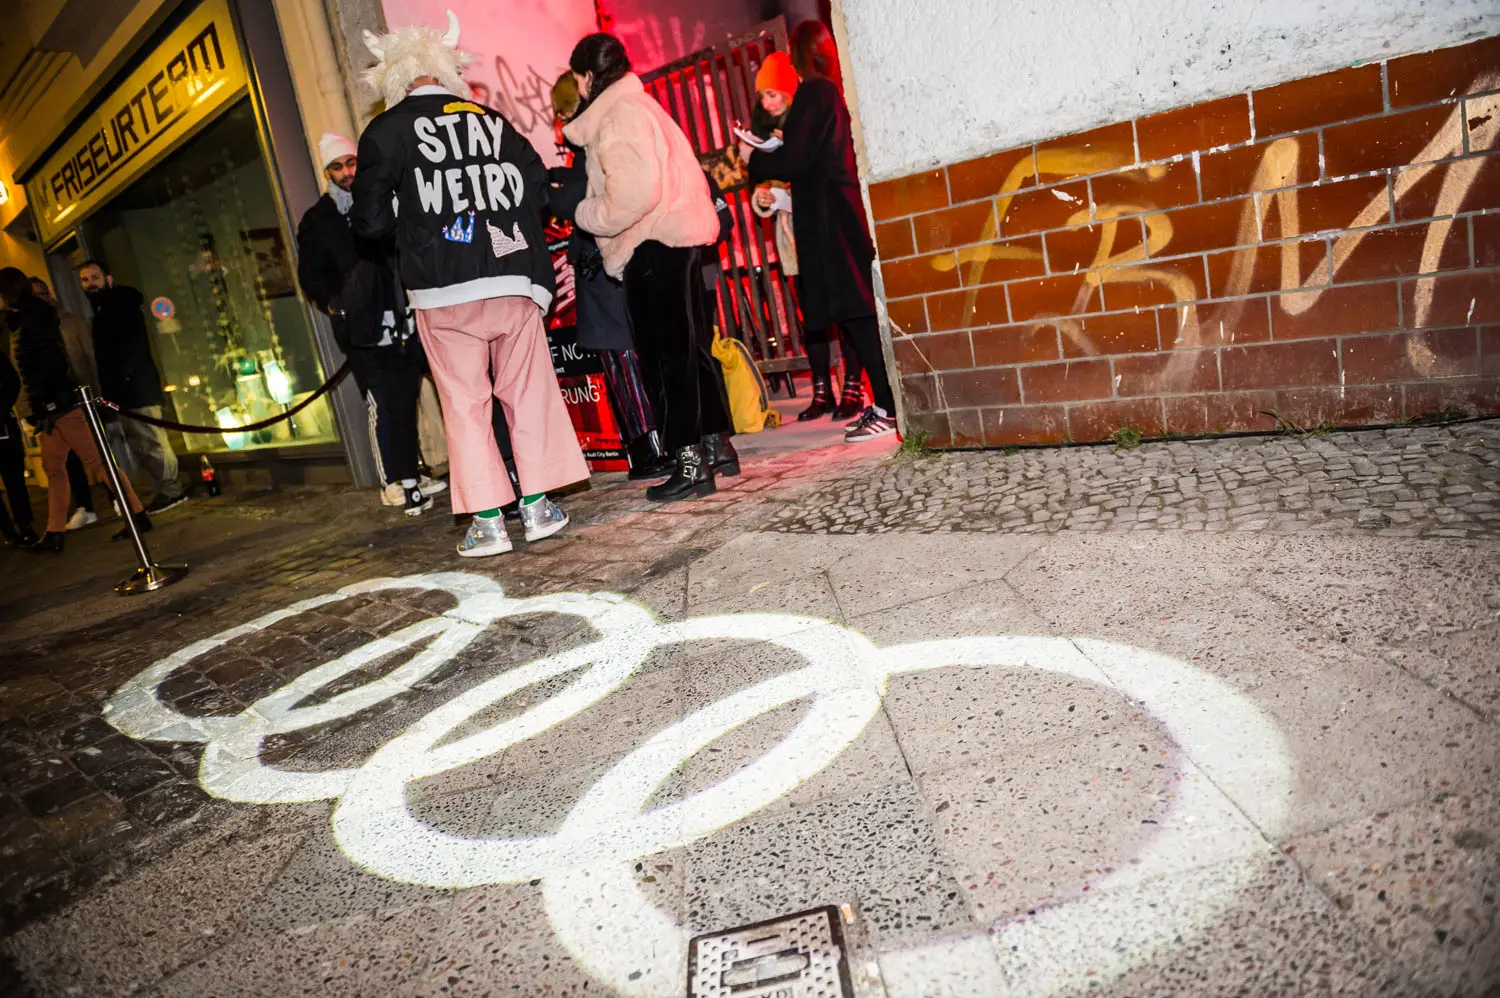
top-left (838, 0), bottom-right (1500, 181)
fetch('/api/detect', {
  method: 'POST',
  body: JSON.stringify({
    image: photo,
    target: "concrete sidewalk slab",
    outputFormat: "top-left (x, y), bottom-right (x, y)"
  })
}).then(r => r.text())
top-left (1, 422), bottom-right (1496, 997)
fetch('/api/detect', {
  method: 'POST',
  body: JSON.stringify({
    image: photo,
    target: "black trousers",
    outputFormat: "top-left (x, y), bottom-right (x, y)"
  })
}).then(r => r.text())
top-left (823, 313), bottom-right (895, 413)
top-left (66, 450), bottom-right (93, 512)
top-left (346, 344), bottom-right (425, 484)
top-left (794, 277), bottom-right (864, 387)
top-left (0, 417), bottom-right (35, 537)
top-left (624, 241), bottom-right (732, 450)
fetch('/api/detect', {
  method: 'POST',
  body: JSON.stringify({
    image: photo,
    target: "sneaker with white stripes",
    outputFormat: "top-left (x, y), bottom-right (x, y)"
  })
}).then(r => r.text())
top-left (844, 406), bottom-right (898, 442)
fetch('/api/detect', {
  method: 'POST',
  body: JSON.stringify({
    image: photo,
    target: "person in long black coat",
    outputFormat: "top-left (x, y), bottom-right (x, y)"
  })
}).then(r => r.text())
top-left (745, 21), bottom-right (897, 442)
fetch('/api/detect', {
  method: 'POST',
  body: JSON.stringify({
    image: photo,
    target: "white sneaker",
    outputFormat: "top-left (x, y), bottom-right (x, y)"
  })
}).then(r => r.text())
top-left (380, 483), bottom-right (403, 507)
top-left (65, 508), bottom-right (99, 531)
top-left (418, 475), bottom-right (448, 496)
top-left (456, 515), bottom-right (513, 557)
top-left (518, 496), bottom-right (569, 542)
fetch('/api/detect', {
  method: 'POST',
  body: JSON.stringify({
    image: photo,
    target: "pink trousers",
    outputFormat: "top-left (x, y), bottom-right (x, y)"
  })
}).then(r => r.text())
top-left (415, 296), bottom-right (588, 513)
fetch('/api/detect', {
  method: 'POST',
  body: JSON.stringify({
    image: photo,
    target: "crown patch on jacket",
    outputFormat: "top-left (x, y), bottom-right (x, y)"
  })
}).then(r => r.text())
top-left (443, 101), bottom-right (485, 114)
top-left (486, 219), bottom-right (528, 259)
top-left (443, 211), bottom-right (475, 243)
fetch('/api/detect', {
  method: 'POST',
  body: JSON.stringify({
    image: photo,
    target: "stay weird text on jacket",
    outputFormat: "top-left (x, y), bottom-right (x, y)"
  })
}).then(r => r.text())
top-left (350, 86), bottom-right (554, 313)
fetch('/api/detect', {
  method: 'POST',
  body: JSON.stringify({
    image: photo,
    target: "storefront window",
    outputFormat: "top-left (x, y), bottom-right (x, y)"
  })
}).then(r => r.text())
top-left (77, 99), bottom-right (335, 453)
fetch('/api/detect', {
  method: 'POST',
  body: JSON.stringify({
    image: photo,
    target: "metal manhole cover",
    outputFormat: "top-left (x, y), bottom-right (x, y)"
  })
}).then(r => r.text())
top-left (687, 905), bottom-right (854, 997)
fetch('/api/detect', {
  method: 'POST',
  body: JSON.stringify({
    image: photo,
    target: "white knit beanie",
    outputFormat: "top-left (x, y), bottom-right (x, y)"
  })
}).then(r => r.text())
top-left (318, 132), bottom-right (357, 168)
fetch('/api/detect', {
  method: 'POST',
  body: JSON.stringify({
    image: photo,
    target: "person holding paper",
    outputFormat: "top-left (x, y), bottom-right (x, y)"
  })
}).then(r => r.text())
top-left (745, 23), bottom-right (896, 442)
top-left (748, 51), bottom-right (866, 423)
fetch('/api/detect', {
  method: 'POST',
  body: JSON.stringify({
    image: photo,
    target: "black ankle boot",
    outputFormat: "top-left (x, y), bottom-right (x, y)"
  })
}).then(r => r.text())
top-left (111, 511), bottom-right (153, 542)
top-left (702, 432), bottom-right (740, 477)
top-left (646, 444), bottom-right (715, 502)
top-left (832, 371), bottom-right (866, 420)
top-left (30, 531), bottom-right (64, 554)
top-left (797, 379), bottom-right (834, 422)
top-left (627, 431), bottom-right (676, 480)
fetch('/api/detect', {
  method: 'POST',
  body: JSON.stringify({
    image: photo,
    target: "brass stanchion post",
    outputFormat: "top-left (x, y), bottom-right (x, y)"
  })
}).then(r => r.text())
top-left (77, 386), bottom-right (189, 596)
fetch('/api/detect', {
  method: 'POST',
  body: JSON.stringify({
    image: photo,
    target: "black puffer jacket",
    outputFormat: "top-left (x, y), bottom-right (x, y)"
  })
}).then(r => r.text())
top-left (351, 87), bottom-right (553, 312)
top-left (8, 296), bottom-right (79, 422)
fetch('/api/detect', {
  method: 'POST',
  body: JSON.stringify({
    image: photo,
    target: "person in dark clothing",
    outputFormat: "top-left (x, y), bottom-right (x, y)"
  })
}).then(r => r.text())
top-left (297, 131), bottom-right (448, 517)
top-left (0, 267), bottom-right (149, 553)
top-left (749, 53), bottom-right (865, 422)
top-left (565, 33), bottom-right (738, 503)
top-left (745, 21), bottom-right (898, 442)
top-left (78, 261), bottom-right (187, 508)
top-left (0, 345), bottom-right (38, 545)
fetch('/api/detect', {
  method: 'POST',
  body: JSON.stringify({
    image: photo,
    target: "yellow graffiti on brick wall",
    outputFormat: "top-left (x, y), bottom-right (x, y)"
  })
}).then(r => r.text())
top-left (920, 74), bottom-right (1500, 389)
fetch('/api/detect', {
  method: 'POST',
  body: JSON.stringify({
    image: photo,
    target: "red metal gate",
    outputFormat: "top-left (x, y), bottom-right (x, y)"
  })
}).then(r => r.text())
top-left (638, 20), bottom-right (807, 385)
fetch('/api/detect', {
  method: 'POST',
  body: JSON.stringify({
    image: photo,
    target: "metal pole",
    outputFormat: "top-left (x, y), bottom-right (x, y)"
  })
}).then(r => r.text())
top-left (76, 386), bottom-right (189, 596)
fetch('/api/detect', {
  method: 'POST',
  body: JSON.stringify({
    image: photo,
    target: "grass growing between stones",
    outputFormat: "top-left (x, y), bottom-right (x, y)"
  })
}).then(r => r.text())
top-left (1112, 425), bottom-right (1144, 451)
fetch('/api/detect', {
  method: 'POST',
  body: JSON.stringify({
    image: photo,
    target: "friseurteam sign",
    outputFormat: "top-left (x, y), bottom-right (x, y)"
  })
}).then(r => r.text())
top-left (26, 0), bottom-right (247, 245)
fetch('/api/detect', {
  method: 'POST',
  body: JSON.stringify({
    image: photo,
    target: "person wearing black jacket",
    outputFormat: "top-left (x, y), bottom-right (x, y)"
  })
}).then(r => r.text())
top-left (298, 131), bottom-right (448, 518)
top-left (745, 21), bottom-right (898, 443)
top-left (0, 343), bottom-right (38, 546)
top-left (352, 12), bottom-right (587, 558)
top-left (78, 261), bottom-right (187, 509)
top-left (0, 268), bottom-right (149, 553)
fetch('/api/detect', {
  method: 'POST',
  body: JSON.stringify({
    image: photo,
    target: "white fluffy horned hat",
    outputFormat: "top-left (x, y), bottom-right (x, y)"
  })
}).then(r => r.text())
top-left (362, 9), bottom-right (474, 109)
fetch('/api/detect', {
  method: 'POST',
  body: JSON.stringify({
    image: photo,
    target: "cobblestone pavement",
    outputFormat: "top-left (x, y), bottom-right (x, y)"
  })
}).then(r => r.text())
top-left (1, 421), bottom-right (1497, 997)
top-left (0, 437), bottom-right (890, 939)
top-left (766, 421), bottom-right (1500, 538)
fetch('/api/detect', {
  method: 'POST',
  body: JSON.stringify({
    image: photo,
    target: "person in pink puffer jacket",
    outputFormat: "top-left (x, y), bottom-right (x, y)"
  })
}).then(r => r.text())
top-left (563, 33), bottom-right (737, 504)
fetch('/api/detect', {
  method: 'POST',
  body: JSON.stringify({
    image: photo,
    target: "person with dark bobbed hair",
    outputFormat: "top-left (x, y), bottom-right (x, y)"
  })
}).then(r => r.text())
top-left (563, 32), bottom-right (738, 503)
top-left (744, 21), bottom-right (898, 443)
top-left (0, 267), bottom-right (149, 553)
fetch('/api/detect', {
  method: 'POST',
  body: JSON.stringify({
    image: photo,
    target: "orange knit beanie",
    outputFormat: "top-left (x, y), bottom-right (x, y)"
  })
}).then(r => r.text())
top-left (754, 51), bottom-right (799, 96)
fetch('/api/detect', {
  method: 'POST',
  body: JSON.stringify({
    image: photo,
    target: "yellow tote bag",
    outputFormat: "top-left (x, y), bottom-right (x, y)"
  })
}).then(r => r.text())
top-left (711, 330), bottom-right (781, 433)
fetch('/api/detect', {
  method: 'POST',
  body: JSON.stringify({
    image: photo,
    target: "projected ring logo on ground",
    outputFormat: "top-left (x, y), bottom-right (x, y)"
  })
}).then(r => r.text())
top-left (104, 572), bottom-right (1293, 996)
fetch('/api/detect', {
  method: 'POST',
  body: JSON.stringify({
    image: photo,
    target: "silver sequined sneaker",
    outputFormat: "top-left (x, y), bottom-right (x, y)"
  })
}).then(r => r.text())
top-left (519, 496), bottom-right (569, 542)
top-left (456, 515), bottom-right (513, 558)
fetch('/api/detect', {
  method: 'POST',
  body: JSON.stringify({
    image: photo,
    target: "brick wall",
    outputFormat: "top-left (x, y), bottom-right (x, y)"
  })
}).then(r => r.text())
top-left (868, 34), bottom-right (1500, 448)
